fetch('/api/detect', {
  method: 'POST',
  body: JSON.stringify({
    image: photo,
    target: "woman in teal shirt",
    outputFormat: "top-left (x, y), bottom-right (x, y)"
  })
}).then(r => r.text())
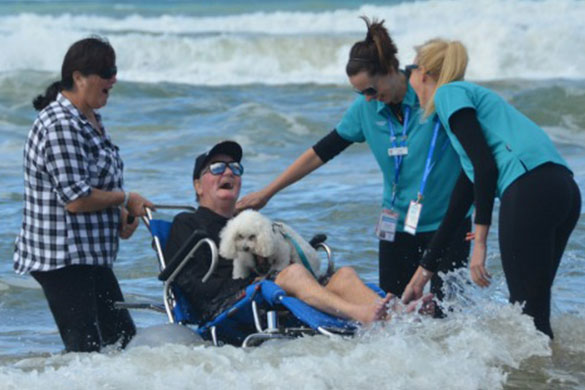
top-left (403, 39), bottom-right (581, 338)
top-left (236, 19), bottom-right (470, 303)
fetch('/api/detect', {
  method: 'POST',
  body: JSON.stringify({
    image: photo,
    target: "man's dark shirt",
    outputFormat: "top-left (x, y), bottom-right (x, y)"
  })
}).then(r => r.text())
top-left (163, 207), bottom-right (252, 320)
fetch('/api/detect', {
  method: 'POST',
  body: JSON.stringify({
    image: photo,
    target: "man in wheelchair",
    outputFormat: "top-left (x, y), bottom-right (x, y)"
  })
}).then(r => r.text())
top-left (163, 140), bottom-right (396, 325)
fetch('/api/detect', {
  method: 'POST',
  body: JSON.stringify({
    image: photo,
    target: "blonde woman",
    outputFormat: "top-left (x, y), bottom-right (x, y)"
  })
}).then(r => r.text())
top-left (402, 39), bottom-right (581, 338)
top-left (237, 19), bottom-right (470, 306)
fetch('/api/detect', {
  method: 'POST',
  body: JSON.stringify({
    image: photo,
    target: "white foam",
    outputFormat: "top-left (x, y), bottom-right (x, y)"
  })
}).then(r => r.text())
top-left (1, 0), bottom-right (584, 85)
top-left (0, 301), bottom-right (551, 390)
top-left (126, 324), bottom-right (204, 349)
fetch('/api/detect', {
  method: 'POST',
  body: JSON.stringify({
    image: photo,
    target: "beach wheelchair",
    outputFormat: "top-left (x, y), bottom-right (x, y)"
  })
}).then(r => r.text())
top-left (118, 205), bottom-right (385, 347)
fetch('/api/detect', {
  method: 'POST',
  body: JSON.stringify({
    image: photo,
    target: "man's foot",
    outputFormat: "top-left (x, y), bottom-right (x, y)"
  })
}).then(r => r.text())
top-left (354, 293), bottom-right (394, 324)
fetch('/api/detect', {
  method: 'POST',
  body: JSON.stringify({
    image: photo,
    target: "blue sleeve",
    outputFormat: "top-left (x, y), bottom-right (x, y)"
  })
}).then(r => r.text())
top-left (434, 83), bottom-right (476, 127)
top-left (335, 97), bottom-right (366, 143)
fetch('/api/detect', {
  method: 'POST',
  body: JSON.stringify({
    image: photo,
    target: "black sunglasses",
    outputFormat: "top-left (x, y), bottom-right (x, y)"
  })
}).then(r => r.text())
top-left (354, 86), bottom-right (378, 97)
top-left (202, 161), bottom-right (244, 177)
top-left (96, 66), bottom-right (117, 80)
top-left (404, 64), bottom-right (419, 78)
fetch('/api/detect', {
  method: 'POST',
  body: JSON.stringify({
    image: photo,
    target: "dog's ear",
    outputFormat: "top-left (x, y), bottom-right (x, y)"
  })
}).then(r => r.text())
top-left (219, 220), bottom-right (238, 259)
top-left (271, 222), bottom-right (285, 235)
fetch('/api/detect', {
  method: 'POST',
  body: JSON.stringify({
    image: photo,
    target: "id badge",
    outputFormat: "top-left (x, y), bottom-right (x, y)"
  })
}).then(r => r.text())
top-left (375, 209), bottom-right (398, 242)
top-left (388, 146), bottom-right (408, 157)
top-left (404, 201), bottom-right (422, 235)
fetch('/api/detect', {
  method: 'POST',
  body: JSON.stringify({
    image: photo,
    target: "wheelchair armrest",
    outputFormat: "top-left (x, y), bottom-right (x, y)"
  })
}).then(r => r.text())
top-left (164, 237), bottom-right (219, 284)
top-left (309, 233), bottom-right (327, 248)
top-left (314, 241), bottom-right (335, 276)
top-left (161, 238), bottom-right (219, 324)
top-left (158, 229), bottom-right (216, 282)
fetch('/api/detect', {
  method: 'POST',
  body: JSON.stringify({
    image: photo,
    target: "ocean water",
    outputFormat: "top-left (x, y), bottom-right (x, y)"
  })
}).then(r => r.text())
top-left (1, 0), bottom-right (584, 389)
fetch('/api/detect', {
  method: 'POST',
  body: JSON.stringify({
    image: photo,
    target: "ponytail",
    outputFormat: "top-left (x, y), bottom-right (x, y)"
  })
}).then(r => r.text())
top-left (415, 39), bottom-right (468, 117)
top-left (346, 16), bottom-right (399, 77)
top-left (32, 81), bottom-right (62, 111)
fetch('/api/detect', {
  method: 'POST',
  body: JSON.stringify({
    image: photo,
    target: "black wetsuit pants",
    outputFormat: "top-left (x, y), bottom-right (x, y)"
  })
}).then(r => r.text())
top-left (32, 264), bottom-right (136, 352)
top-left (499, 163), bottom-right (581, 338)
top-left (379, 217), bottom-right (471, 300)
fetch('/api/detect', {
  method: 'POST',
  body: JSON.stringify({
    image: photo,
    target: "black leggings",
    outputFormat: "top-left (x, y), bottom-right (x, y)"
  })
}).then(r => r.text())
top-left (379, 217), bottom-right (471, 299)
top-left (32, 264), bottom-right (136, 352)
top-left (499, 163), bottom-right (581, 338)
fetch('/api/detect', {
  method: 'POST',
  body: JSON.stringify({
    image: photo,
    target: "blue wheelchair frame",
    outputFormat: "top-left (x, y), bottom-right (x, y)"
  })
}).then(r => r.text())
top-left (120, 205), bottom-right (384, 347)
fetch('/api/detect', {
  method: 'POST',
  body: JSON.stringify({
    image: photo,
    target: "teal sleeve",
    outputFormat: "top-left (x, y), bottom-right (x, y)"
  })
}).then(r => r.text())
top-left (335, 97), bottom-right (366, 143)
top-left (435, 84), bottom-right (476, 126)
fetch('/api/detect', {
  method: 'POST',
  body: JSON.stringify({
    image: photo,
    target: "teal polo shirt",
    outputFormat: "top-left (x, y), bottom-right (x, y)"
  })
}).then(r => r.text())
top-left (434, 81), bottom-right (569, 197)
top-left (336, 83), bottom-right (463, 232)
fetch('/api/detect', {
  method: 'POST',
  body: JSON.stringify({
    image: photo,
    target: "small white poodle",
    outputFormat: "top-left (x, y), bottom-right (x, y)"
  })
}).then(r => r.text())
top-left (219, 210), bottom-right (321, 279)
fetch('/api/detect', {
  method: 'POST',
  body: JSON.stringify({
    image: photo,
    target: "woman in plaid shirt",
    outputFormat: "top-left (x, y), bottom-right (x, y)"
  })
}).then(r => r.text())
top-left (14, 37), bottom-right (153, 352)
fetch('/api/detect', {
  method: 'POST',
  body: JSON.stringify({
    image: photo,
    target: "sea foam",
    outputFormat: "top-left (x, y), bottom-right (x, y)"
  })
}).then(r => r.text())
top-left (0, 0), bottom-right (584, 85)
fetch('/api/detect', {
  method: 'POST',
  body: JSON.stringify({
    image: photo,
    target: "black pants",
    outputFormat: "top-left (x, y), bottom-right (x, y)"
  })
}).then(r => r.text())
top-left (499, 163), bottom-right (581, 338)
top-left (379, 217), bottom-right (471, 299)
top-left (32, 264), bottom-right (136, 352)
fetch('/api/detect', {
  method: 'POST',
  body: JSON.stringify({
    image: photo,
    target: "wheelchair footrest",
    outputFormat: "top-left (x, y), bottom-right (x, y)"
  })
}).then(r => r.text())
top-left (114, 301), bottom-right (166, 314)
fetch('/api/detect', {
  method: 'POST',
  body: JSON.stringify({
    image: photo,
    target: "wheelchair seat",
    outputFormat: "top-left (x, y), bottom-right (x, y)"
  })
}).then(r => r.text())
top-left (121, 205), bottom-right (385, 347)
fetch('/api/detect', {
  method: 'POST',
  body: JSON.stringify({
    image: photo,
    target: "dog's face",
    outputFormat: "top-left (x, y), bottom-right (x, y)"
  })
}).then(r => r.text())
top-left (234, 231), bottom-right (272, 274)
top-left (220, 210), bottom-right (288, 275)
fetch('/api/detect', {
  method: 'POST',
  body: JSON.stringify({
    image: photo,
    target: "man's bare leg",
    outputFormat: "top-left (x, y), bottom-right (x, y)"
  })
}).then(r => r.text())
top-left (324, 266), bottom-right (383, 305)
top-left (274, 264), bottom-right (390, 324)
top-left (326, 267), bottom-right (435, 317)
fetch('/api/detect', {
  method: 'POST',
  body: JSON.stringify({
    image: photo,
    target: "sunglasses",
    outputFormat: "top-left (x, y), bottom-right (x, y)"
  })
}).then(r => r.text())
top-left (202, 161), bottom-right (244, 177)
top-left (404, 64), bottom-right (419, 78)
top-left (354, 86), bottom-right (378, 97)
top-left (96, 66), bottom-right (117, 80)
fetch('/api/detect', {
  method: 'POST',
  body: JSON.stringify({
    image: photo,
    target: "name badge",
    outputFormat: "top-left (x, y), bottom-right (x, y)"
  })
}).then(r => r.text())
top-left (388, 146), bottom-right (408, 157)
top-left (375, 209), bottom-right (398, 242)
top-left (404, 201), bottom-right (422, 235)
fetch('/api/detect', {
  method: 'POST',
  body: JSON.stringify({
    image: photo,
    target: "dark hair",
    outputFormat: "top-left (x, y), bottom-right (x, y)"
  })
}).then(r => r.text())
top-left (32, 36), bottom-right (116, 111)
top-left (345, 16), bottom-right (399, 77)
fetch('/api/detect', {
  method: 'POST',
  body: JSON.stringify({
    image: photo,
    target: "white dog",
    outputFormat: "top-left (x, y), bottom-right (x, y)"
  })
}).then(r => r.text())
top-left (219, 210), bottom-right (321, 279)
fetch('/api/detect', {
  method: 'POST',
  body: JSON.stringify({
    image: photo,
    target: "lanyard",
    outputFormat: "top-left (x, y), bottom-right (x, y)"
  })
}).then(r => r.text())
top-left (417, 118), bottom-right (448, 201)
top-left (389, 106), bottom-right (410, 209)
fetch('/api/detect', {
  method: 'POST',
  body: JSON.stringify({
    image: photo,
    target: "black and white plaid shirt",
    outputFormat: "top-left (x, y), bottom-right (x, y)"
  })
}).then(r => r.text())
top-left (13, 93), bottom-right (124, 274)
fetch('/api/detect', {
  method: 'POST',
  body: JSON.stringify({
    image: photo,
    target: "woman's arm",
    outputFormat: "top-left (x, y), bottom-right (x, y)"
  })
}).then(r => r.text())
top-left (235, 130), bottom-right (352, 212)
top-left (66, 189), bottom-right (153, 217)
top-left (449, 108), bottom-right (497, 287)
top-left (420, 170), bottom-right (475, 271)
top-left (402, 170), bottom-right (474, 303)
top-left (450, 108), bottom-right (498, 225)
top-left (403, 107), bottom-right (498, 302)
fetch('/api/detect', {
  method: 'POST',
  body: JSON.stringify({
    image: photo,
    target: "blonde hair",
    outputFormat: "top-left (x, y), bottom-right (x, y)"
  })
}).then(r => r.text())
top-left (415, 39), bottom-right (468, 117)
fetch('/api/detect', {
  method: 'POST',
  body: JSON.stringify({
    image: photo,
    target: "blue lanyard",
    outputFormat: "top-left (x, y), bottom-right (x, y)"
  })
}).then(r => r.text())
top-left (418, 118), bottom-right (448, 201)
top-left (389, 106), bottom-right (410, 209)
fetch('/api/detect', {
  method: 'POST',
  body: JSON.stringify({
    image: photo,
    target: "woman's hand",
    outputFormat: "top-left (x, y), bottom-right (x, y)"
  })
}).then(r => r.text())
top-left (126, 192), bottom-right (155, 217)
top-left (469, 241), bottom-right (491, 287)
top-left (119, 207), bottom-right (139, 239)
top-left (402, 266), bottom-right (434, 304)
top-left (468, 224), bottom-right (491, 287)
top-left (235, 189), bottom-right (270, 213)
